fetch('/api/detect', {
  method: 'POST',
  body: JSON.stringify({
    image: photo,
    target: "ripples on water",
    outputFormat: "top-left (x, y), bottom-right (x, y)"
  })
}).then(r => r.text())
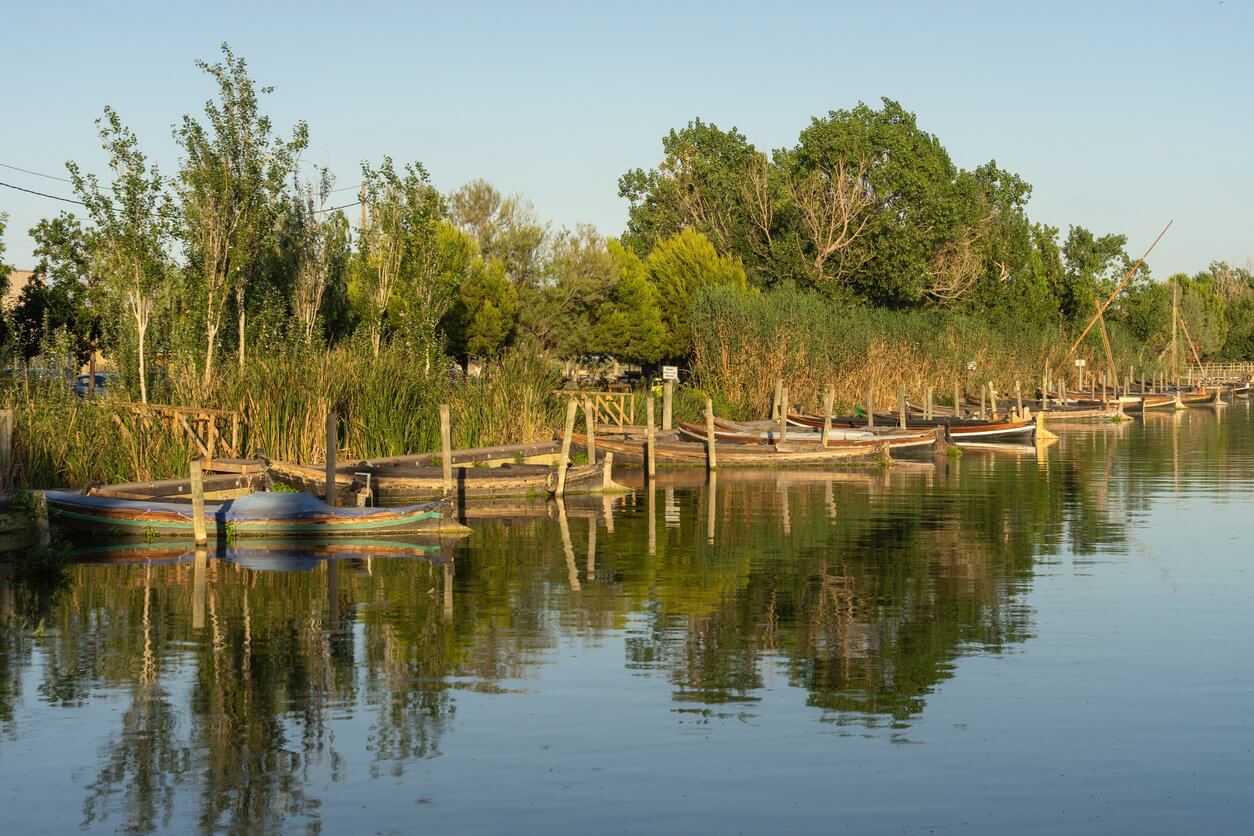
top-left (2, 405), bottom-right (1252, 834)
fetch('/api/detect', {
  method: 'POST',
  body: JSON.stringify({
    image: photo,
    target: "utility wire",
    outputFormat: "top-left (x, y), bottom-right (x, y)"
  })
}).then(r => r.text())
top-left (0, 180), bottom-right (85, 205)
top-left (2, 179), bottom-right (360, 216)
top-left (0, 161), bottom-right (74, 183)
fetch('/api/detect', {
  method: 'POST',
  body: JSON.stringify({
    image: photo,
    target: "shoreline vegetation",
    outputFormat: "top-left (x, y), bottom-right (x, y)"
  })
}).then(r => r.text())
top-left (1, 44), bottom-right (1252, 490)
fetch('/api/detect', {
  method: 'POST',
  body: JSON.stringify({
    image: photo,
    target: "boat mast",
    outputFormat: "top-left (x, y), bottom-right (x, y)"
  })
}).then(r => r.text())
top-left (1170, 280), bottom-right (1179, 384)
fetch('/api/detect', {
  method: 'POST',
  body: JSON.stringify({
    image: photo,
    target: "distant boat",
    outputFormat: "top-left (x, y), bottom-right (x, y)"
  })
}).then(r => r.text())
top-left (790, 412), bottom-right (1037, 444)
top-left (45, 489), bottom-right (466, 539)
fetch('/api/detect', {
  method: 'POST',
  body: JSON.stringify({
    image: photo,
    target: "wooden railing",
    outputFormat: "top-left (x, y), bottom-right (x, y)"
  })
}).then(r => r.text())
top-left (114, 402), bottom-right (243, 461)
top-left (1196, 362), bottom-right (1254, 383)
top-left (555, 390), bottom-right (636, 430)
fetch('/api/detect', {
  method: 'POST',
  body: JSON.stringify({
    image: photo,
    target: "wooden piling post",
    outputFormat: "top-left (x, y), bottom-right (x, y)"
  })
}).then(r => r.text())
top-left (778, 386), bottom-right (789, 445)
top-left (953, 382), bottom-right (962, 418)
top-left (32, 490), bottom-right (51, 549)
top-left (1015, 381), bottom-right (1023, 418)
top-left (582, 396), bottom-right (596, 464)
top-left (924, 387), bottom-right (933, 420)
top-left (190, 459), bottom-right (207, 546)
top-left (979, 387), bottom-right (987, 420)
top-left (646, 396), bottom-right (657, 480)
top-left (0, 408), bottom-right (11, 494)
top-left (602, 451), bottom-right (616, 491)
top-left (771, 378), bottom-right (783, 420)
top-left (439, 404), bottom-right (453, 494)
top-left (821, 386), bottom-right (834, 448)
top-left (662, 379), bottom-right (674, 431)
top-left (866, 389), bottom-right (875, 428)
top-left (325, 410), bottom-right (338, 507)
top-left (555, 398), bottom-right (578, 497)
top-left (704, 398), bottom-right (718, 471)
top-left (933, 425), bottom-right (950, 455)
top-left (897, 384), bottom-right (906, 429)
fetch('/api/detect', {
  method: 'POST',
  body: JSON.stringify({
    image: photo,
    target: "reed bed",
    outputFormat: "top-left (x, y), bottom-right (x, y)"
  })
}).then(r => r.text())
top-left (6, 344), bottom-right (564, 488)
top-left (689, 286), bottom-right (1157, 414)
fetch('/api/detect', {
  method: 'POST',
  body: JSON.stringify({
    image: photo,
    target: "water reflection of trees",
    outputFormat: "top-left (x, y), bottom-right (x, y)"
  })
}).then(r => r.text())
top-left (1, 413), bottom-right (1243, 832)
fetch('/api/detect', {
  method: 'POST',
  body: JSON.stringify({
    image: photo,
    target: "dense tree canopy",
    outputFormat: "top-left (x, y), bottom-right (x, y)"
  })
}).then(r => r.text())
top-left (4, 54), bottom-right (1250, 391)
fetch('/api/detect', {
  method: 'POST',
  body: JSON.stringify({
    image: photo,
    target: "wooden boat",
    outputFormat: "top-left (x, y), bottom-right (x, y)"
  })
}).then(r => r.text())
top-left (675, 419), bottom-right (874, 445)
top-left (45, 489), bottom-right (467, 539)
top-left (267, 458), bottom-right (625, 503)
top-left (792, 412), bottom-right (1036, 443)
top-left (572, 427), bottom-right (934, 468)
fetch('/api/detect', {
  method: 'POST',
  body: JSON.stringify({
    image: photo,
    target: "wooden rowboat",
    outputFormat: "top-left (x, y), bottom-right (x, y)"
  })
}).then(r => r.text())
top-left (675, 419), bottom-right (874, 445)
top-left (791, 412), bottom-right (1037, 444)
top-left (572, 428), bottom-right (934, 468)
top-left (267, 458), bottom-right (626, 503)
top-left (45, 489), bottom-right (467, 539)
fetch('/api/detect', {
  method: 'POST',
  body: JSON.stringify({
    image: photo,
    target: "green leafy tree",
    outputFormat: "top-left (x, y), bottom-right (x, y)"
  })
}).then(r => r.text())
top-left (443, 257), bottom-right (518, 360)
top-left (68, 109), bottom-right (174, 403)
top-left (448, 179), bottom-right (547, 287)
top-left (646, 228), bottom-right (747, 359)
top-left (389, 221), bottom-right (479, 366)
top-left (591, 240), bottom-right (666, 366)
top-left (15, 213), bottom-right (101, 364)
top-left (355, 157), bottom-right (446, 357)
top-left (175, 43), bottom-right (308, 385)
top-left (1057, 226), bottom-right (1132, 324)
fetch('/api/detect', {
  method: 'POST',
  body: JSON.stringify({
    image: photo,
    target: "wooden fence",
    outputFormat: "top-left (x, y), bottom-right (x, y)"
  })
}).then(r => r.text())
top-left (555, 390), bottom-right (636, 430)
top-left (114, 402), bottom-right (243, 461)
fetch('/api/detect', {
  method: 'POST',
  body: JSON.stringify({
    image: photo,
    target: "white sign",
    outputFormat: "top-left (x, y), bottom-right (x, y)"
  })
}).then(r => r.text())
top-left (1074, 359), bottom-right (1087, 367)
top-left (662, 365), bottom-right (679, 381)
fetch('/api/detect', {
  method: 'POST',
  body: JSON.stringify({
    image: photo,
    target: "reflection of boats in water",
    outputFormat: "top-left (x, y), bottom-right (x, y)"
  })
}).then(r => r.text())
top-left (47, 490), bottom-right (467, 539)
top-left (70, 537), bottom-right (445, 570)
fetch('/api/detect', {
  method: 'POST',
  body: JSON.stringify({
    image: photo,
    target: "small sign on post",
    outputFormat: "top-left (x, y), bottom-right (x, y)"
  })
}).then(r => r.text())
top-left (661, 365), bottom-right (679, 382)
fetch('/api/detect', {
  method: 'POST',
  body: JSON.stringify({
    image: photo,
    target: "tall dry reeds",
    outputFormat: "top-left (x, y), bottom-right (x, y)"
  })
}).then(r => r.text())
top-left (6, 343), bottom-right (565, 488)
top-left (689, 285), bottom-right (1148, 414)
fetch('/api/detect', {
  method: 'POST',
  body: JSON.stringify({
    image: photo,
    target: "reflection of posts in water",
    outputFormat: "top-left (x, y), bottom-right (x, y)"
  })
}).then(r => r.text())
top-left (327, 558), bottom-right (340, 627)
top-left (192, 548), bottom-right (207, 631)
top-left (706, 470), bottom-right (717, 544)
top-left (779, 483), bottom-right (791, 535)
top-left (141, 564), bottom-right (155, 686)
top-left (647, 483), bottom-right (657, 556)
top-left (586, 516), bottom-right (596, 582)
top-left (825, 479), bottom-right (836, 520)
top-left (557, 500), bottom-right (580, 591)
top-left (443, 561), bottom-right (454, 621)
top-left (664, 488), bottom-right (679, 530)
top-left (601, 493), bottom-right (615, 533)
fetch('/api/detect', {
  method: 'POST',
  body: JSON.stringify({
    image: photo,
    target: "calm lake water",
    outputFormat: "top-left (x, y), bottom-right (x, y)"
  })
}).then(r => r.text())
top-left (2, 405), bottom-right (1253, 834)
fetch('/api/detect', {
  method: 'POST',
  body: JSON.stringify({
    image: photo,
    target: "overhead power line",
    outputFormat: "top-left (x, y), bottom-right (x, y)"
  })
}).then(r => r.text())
top-left (0, 180), bottom-right (85, 205)
top-left (1, 179), bottom-right (360, 216)
top-left (0, 161), bottom-right (74, 183)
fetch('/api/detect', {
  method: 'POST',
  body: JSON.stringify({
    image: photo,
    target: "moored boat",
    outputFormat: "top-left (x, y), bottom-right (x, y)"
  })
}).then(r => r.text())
top-left (790, 412), bottom-right (1037, 444)
top-left (45, 489), bottom-right (467, 539)
top-left (267, 458), bottom-right (625, 503)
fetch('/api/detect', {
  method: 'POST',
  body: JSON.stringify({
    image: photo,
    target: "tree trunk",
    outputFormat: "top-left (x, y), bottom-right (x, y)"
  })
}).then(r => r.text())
top-left (137, 319), bottom-right (148, 405)
top-left (237, 286), bottom-right (246, 370)
top-left (371, 325), bottom-right (382, 357)
top-left (204, 323), bottom-right (218, 389)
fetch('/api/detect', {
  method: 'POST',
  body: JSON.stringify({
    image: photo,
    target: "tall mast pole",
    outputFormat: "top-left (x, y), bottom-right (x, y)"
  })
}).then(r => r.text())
top-left (1170, 280), bottom-right (1179, 383)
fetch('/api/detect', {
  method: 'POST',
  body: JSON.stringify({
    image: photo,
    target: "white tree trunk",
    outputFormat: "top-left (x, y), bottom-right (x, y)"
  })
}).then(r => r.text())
top-left (137, 318), bottom-right (148, 405)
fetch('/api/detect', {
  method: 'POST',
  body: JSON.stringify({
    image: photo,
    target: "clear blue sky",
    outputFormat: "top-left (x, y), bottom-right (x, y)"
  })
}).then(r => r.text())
top-left (2, 0), bottom-right (1250, 276)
